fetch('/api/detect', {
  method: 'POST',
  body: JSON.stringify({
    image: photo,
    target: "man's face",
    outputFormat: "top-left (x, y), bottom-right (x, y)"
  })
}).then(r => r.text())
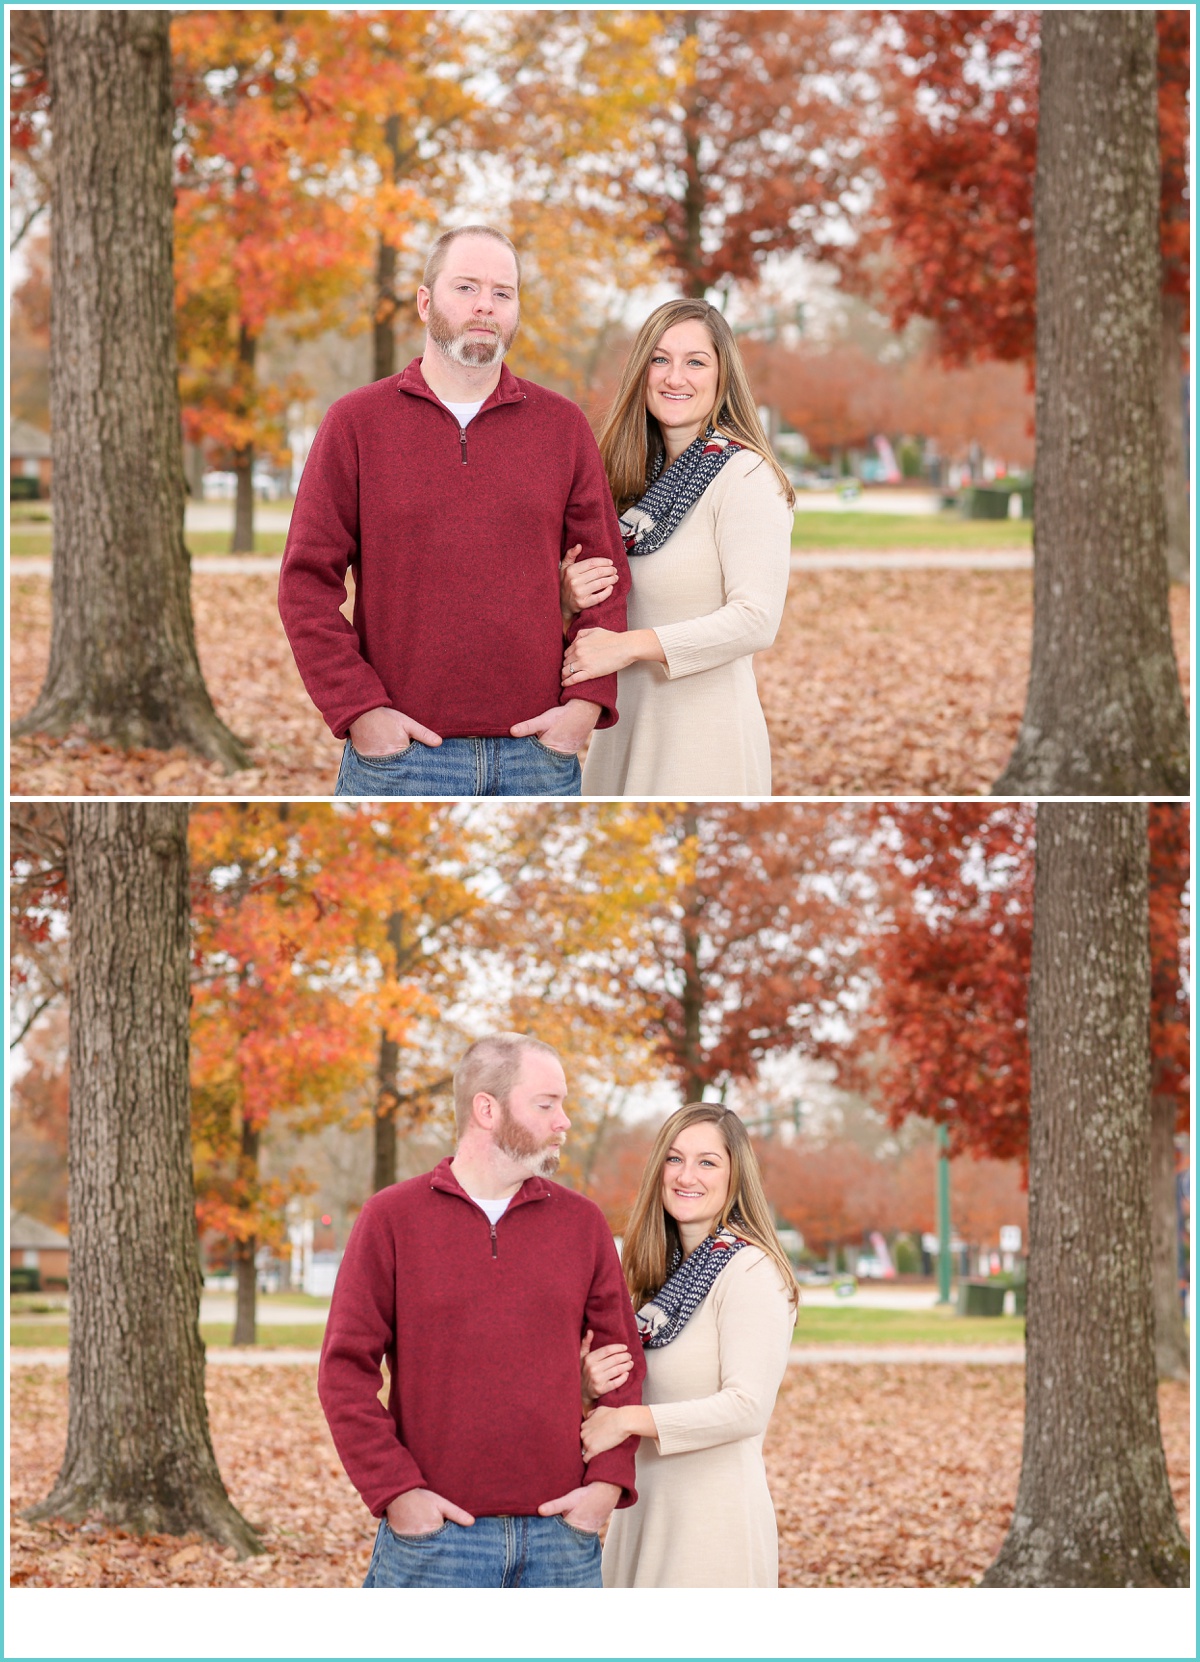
top-left (419, 236), bottom-right (520, 369)
top-left (491, 1049), bottom-right (570, 1178)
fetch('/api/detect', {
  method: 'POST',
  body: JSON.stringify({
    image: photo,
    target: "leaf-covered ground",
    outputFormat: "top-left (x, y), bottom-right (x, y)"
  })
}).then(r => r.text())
top-left (9, 1363), bottom-right (1189, 1588)
top-left (764, 572), bottom-right (1190, 797)
top-left (9, 570), bottom-right (1188, 799)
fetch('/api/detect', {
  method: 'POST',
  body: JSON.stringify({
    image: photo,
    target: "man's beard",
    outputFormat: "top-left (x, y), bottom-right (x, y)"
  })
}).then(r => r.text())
top-left (427, 298), bottom-right (518, 368)
top-left (495, 1101), bottom-right (561, 1177)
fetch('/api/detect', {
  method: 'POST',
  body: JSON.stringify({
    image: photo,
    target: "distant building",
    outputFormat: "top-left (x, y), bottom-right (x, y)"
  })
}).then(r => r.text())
top-left (10, 420), bottom-right (52, 498)
top-left (9, 1210), bottom-right (69, 1286)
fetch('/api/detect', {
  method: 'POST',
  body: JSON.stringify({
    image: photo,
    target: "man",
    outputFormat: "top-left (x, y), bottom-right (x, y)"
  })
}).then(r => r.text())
top-left (318, 1033), bottom-right (647, 1588)
top-left (277, 225), bottom-right (632, 797)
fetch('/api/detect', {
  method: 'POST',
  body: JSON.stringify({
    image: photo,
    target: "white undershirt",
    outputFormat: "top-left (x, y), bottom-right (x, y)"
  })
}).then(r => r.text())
top-left (468, 1194), bottom-right (511, 1226)
top-left (442, 398), bottom-right (487, 428)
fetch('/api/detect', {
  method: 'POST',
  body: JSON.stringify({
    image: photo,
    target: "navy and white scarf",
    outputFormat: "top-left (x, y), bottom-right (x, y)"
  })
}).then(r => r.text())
top-left (635, 1225), bottom-right (748, 1349)
top-left (619, 427), bottom-right (743, 559)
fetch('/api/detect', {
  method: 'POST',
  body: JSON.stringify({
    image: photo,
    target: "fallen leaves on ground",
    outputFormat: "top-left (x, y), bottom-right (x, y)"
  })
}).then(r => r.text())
top-left (760, 572), bottom-right (1190, 796)
top-left (9, 1363), bottom-right (1189, 1587)
top-left (10, 569), bottom-right (1189, 798)
top-left (9, 573), bottom-right (344, 799)
top-left (766, 1366), bottom-right (1191, 1587)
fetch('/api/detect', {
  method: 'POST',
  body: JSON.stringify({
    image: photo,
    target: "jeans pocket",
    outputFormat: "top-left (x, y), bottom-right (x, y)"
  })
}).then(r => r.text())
top-left (349, 741), bottom-right (418, 765)
top-left (528, 735), bottom-right (580, 761)
top-left (552, 1515), bottom-right (601, 1544)
top-left (385, 1518), bottom-right (451, 1545)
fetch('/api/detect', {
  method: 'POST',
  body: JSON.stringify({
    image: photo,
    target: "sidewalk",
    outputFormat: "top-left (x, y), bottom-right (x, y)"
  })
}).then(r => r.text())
top-left (12, 1343), bottom-right (1025, 1368)
top-left (12, 549), bottom-right (1032, 577)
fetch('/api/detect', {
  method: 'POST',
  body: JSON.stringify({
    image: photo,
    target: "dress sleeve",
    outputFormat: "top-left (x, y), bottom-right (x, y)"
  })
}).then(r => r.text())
top-left (652, 455), bottom-right (793, 681)
top-left (648, 1250), bottom-right (794, 1458)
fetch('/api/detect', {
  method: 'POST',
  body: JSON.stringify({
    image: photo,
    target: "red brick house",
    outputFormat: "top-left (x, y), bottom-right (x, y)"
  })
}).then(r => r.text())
top-left (10, 1211), bottom-right (69, 1287)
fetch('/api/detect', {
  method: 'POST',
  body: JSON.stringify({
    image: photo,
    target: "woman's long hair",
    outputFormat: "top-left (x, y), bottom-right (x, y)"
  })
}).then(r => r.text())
top-left (598, 298), bottom-right (796, 515)
top-left (621, 1103), bottom-right (799, 1315)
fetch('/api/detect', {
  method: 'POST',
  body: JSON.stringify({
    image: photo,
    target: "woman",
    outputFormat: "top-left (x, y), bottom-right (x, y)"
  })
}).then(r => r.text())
top-left (561, 299), bottom-right (795, 795)
top-left (579, 1103), bottom-right (797, 1587)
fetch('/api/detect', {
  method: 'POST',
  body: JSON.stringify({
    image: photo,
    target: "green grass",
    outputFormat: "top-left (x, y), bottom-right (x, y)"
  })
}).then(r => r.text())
top-left (792, 511), bottom-right (1032, 550)
top-left (793, 1306), bottom-right (1025, 1346)
top-left (8, 527), bottom-right (287, 558)
top-left (11, 1323), bottom-right (328, 1349)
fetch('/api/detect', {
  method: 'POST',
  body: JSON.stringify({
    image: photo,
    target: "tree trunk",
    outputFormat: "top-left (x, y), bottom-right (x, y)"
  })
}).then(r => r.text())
top-left (230, 327), bottom-right (257, 554)
top-left (231, 1119), bottom-right (259, 1346)
top-left (374, 1035), bottom-right (400, 1192)
top-left (1160, 291), bottom-right (1189, 585)
top-left (995, 13), bottom-right (1188, 794)
top-left (1150, 1093), bottom-right (1188, 1382)
top-left (26, 804), bottom-right (261, 1555)
top-left (982, 803), bottom-right (1188, 1587)
top-left (14, 12), bottom-right (249, 770)
top-left (373, 238), bottom-right (399, 382)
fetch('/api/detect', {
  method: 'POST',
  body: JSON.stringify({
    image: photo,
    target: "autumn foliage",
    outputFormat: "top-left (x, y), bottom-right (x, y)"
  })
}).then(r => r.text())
top-left (852, 9), bottom-right (1190, 363)
top-left (847, 802), bottom-right (1191, 1164)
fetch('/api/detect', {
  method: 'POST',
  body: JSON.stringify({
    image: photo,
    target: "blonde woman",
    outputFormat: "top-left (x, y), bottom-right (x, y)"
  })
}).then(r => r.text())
top-left (578, 1104), bottom-right (797, 1587)
top-left (561, 299), bottom-right (795, 795)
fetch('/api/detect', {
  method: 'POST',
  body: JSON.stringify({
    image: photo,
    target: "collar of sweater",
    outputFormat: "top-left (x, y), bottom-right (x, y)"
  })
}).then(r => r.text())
top-left (397, 358), bottom-right (527, 416)
top-left (428, 1154), bottom-right (552, 1213)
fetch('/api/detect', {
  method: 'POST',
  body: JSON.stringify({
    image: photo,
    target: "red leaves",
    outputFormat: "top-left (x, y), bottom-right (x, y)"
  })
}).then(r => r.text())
top-left (851, 9), bottom-right (1190, 361)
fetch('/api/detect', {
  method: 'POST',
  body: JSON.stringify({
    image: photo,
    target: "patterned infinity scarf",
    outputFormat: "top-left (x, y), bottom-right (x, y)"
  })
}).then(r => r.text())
top-left (635, 1225), bottom-right (748, 1349)
top-left (619, 426), bottom-right (743, 558)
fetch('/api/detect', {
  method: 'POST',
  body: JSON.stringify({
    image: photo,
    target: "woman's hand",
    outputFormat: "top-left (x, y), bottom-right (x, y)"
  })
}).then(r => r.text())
top-left (581, 1405), bottom-right (632, 1461)
top-left (581, 1328), bottom-right (634, 1404)
top-left (561, 545), bottom-right (619, 627)
top-left (562, 628), bottom-right (635, 684)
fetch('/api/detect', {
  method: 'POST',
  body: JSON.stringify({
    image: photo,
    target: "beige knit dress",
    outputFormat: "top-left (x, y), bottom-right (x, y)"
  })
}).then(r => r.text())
top-left (581, 449), bottom-right (793, 797)
top-left (601, 1246), bottom-right (794, 1588)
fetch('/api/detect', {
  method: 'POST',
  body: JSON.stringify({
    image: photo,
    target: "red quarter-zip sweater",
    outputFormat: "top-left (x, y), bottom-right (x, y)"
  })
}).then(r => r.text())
top-left (317, 1159), bottom-right (647, 1520)
top-left (277, 361), bottom-right (632, 741)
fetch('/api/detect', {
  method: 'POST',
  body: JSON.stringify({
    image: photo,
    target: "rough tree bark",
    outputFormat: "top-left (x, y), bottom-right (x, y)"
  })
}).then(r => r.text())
top-left (982, 803), bottom-right (1188, 1587)
top-left (13, 12), bottom-right (248, 768)
top-left (26, 804), bottom-right (261, 1555)
top-left (995, 12), bottom-right (1189, 794)
top-left (1150, 1093), bottom-right (1188, 1382)
top-left (1160, 293), bottom-right (1189, 585)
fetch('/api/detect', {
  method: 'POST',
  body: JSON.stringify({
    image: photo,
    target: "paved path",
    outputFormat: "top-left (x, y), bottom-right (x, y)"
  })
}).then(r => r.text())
top-left (789, 1345), bottom-right (1025, 1365)
top-left (12, 549), bottom-right (1031, 578)
top-left (13, 1343), bottom-right (1025, 1368)
top-left (791, 549), bottom-right (1031, 571)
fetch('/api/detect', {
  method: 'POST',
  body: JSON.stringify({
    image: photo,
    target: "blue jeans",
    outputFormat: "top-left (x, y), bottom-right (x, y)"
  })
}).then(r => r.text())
top-left (362, 1515), bottom-right (602, 1588)
top-left (335, 736), bottom-right (582, 798)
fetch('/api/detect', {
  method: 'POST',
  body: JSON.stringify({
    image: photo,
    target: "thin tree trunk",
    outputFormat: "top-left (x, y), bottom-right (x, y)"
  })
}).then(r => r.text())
top-left (373, 238), bottom-right (399, 382)
top-left (1160, 291), bottom-right (1189, 585)
top-left (14, 12), bottom-right (249, 770)
top-left (26, 804), bottom-right (261, 1555)
top-left (374, 1038), bottom-right (400, 1192)
top-left (231, 1119), bottom-right (259, 1346)
top-left (230, 327), bottom-right (257, 554)
top-left (1150, 1093), bottom-right (1188, 1382)
top-left (995, 13), bottom-right (1188, 794)
top-left (982, 803), bottom-right (1188, 1587)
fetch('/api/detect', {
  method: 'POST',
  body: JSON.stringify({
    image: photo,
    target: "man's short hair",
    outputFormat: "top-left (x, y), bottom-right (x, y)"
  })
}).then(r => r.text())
top-left (453, 1033), bottom-right (560, 1136)
top-left (422, 225), bottom-right (522, 294)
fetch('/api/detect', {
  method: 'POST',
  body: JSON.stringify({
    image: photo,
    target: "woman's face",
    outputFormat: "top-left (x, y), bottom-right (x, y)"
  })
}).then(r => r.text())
top-left (660, 1121), bottom-right (732, 1236)
top-left (644, 320), bottom-right (720, 440)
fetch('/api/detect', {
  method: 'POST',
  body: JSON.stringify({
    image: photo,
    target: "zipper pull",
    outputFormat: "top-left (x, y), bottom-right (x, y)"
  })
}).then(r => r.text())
top-left (490, 1223), bottom-right (498, 1259)
top-left (460, 427), bottom-right (468, 465)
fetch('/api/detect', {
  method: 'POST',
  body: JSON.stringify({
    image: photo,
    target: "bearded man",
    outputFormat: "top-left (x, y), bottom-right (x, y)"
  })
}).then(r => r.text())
top-left (319, 1033), bottom-right (646, 1588)
top-left (278, 225), bottom-right (631, 796)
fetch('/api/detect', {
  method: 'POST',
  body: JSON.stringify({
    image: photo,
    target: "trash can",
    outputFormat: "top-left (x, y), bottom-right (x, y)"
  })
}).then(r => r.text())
top-left (957, 1278), bottom-right (1006, 1317)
